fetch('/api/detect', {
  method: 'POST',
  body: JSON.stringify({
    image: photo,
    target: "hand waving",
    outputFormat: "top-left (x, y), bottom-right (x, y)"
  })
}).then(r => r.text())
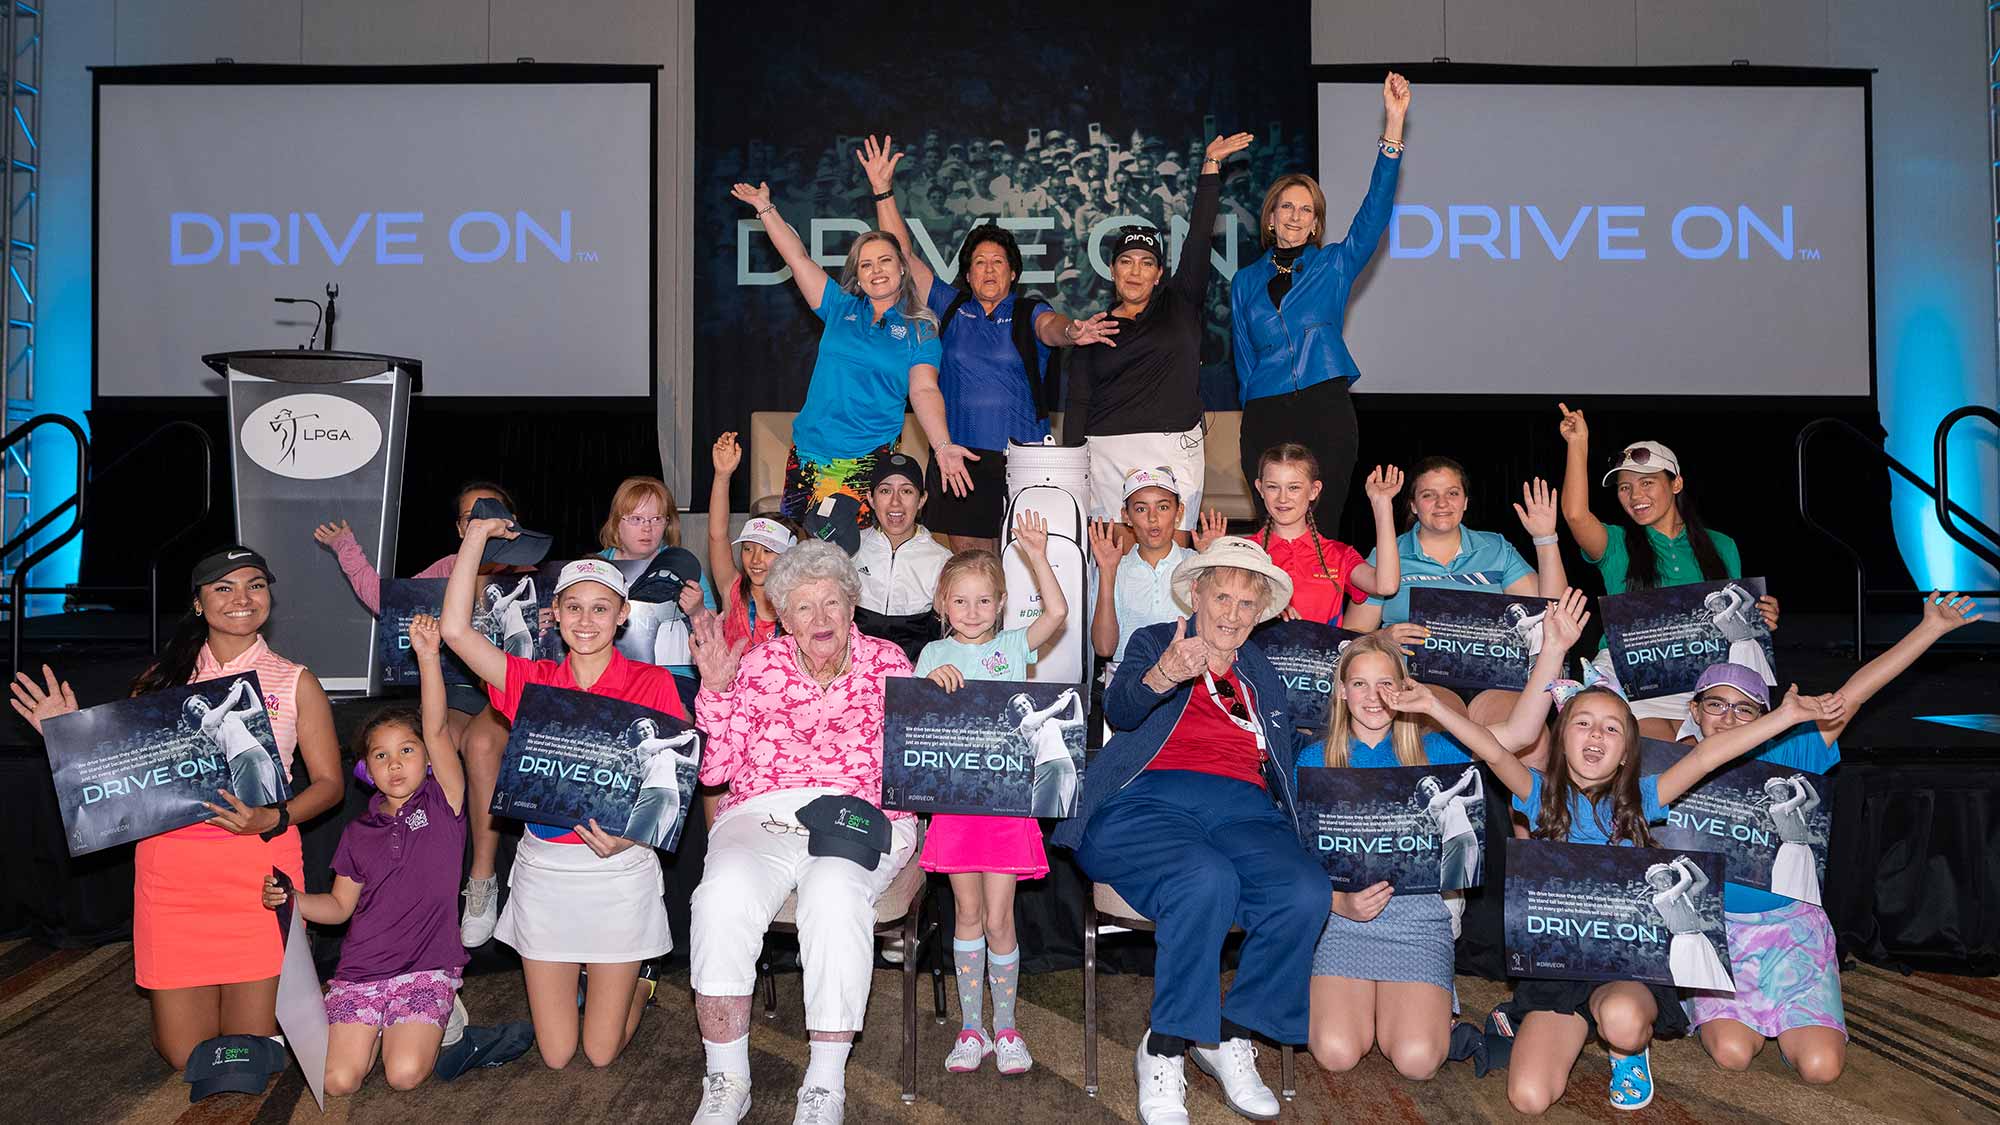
top-left (731, 182), bottom-right (774, 212)
top-left (408, 613), bottom-right (442, 660)
top-left (1069, 312), bottom-right (1120, 347)
top-left (1540, 588), bottom-right (1592, 654)
top-left (1012, 510), bottom-right (1049, 558)
top-left (1203, 132), bottom-right (1255, 166)
top-left (691, 611), bottom-right (749, 693)
top-left (712, 432), bottom-right (743, 475)
top-left (1088, 518), bottom-right (1126, 571)
top-left (1921, 591), bottom-right (1985, 634)
top-left (1363, 464), bottom-right (1405, 506)
top-left (1191, 508), bottom-right (1228, 552)
top-left (855, 134), bottom-right (902, 194)
top-left (9, 665), bottom-right (78, 734)
top-left (312, 519), bottom-right (351, 547)
top-left (1513, 478), bottom-right (1559, 539)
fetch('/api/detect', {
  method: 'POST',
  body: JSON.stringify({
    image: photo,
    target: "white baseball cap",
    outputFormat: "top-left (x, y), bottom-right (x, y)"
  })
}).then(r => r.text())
top-left (1600, 440), bottom-right (1681, 486)
top-left (552, 558), bottom-right (629, 599)
top-left (734, 517), bottom-right (797, 555)
top-left (1121, 465), bottom-right (1182, 502)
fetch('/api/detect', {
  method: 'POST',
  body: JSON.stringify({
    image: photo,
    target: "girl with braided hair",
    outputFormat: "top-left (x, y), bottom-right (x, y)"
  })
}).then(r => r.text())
top-left (1243, 442), bottom-right (1401, 626)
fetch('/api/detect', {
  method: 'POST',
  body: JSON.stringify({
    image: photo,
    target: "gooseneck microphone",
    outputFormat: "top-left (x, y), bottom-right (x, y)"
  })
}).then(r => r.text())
top-left (273, 296), bottom-right (324, 350)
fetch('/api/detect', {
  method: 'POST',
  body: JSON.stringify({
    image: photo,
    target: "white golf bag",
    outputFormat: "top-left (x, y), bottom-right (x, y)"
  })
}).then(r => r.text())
top-left (1001, 440), bottom-right (1090, 685)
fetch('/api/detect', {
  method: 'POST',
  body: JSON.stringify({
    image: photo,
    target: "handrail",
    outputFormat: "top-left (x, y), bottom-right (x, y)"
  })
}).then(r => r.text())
top-left (1, 413), bottom-right (87, 671)
top-left (90, 421), bottom-right (215, 651)
top-left (1934, 405), bottom-right (2000, 575)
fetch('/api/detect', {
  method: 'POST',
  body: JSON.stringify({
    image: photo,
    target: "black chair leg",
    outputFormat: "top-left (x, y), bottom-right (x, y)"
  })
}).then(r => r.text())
top-left (760, 959), bottom-right (777, 1020)
top-left (1281, 1043), bottom-right (1296, 1099)
top-left (901, 912), bottom-right (918, 1104)
top-left (1083, 899), bottom-right (1099, 1097)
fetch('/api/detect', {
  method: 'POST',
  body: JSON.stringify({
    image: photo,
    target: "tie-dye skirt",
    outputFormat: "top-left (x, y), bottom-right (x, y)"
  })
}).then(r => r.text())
top-left (1686, 899), bottom-right (1846, 1039)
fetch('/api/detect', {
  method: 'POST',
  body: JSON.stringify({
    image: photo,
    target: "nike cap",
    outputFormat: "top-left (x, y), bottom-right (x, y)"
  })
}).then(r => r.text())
top-left (190, 546), bottom-right (275, 591)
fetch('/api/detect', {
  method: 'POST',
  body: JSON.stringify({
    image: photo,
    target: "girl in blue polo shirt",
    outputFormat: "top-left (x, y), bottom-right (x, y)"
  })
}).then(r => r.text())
top-left (731, 180), bottom-right (954, 529)
top-left (1676, 592), bottom-right (1981, 1087)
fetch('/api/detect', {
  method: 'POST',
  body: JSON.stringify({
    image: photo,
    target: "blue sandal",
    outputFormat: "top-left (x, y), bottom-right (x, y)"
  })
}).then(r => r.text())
top-left (1609, 1047), bottom-right (1654, 1111)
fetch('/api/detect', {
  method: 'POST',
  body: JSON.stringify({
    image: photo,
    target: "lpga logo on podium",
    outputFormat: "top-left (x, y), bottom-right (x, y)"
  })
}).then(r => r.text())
top-left (240, 393), bottom-right (383, 481)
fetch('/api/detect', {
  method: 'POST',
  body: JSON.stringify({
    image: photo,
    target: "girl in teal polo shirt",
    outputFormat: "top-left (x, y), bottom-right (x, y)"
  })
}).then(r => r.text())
top-left (1557, 404), bottom-right (1780, 740)
top-left (730, 181), bottom-right (956, 528)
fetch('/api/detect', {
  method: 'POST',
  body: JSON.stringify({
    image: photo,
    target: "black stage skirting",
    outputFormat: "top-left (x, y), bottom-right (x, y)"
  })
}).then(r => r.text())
top-left (6, 744), bottom-right (1997, 979)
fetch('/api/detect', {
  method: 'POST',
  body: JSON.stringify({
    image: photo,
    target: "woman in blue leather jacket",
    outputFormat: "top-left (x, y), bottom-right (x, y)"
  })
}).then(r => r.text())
top-left (1231, 72), bottom-right (1410, 535)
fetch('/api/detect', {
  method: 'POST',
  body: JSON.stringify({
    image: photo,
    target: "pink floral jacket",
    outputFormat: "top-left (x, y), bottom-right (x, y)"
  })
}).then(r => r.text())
top-left (696, 626), bottom-right (914, 820)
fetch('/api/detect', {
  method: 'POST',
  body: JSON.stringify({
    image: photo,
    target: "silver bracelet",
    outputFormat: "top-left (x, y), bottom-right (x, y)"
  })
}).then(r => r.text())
top-left (1531, 533), bottom-right (1559, 546)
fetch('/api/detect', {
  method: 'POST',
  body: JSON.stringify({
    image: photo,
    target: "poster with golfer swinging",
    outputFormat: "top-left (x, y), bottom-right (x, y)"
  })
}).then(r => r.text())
top-left (1640, 738), bottom-right (1828, 905)
top-left (490, 684), bottom-right (701, 850)
top-left (1503, 839), bottom-right (1733, 990)
top-left (881, 678), bottom-right (1087, 817)
top-left (1295, 763), bottom-right (1488, 894)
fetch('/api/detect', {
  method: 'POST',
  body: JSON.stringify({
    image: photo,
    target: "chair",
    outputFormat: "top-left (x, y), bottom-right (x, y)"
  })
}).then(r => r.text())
top-left (754, 846), bottom-right (944, 1104)
top-left (1082, 882), bottom-right (1297, 1099)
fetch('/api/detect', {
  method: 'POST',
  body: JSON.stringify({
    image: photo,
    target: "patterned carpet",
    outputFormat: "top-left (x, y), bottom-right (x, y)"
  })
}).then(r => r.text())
top-left (1, 937), bottom-right (1994, 1124)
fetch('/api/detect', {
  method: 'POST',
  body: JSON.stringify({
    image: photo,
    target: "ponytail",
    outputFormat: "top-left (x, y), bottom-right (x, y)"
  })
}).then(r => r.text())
top-left (131, 611), bottom-right (209, 697)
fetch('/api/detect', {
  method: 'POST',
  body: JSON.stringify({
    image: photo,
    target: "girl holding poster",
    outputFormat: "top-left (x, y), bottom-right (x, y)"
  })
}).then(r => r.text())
top-left (1470, 673), bottom-right (1842, 1114)
top-left (1678, 592), bottom-right (1983, 1087)
top-left (1295, 596), bottom-right (1584, 1083)
top-left (913, 511), bottom-right (1069, 1077)
top-left (10, 545), bottom-right (345, 1072)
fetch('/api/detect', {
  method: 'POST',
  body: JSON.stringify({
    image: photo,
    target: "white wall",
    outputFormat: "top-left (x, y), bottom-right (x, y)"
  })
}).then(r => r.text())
top-left (1314, 0), bottom-right (2000, 594)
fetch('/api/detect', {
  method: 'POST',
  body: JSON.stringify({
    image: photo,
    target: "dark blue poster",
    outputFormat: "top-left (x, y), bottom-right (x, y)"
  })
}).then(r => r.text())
top-left (882, 678), bottom-right (1087, 818)
top-left (1601, 577), bottom-right (1776, 701)
top-left (490, 684), bottom-right (700, 851)
top-left (1406, 587), bottom-right (1556, 693)
top-left (691, 0), bottom-right (1315, 507)
top-left (43, 672), bottom-right (288, 855)
top-left (1640, 737), bottom-right (1829, 906)
top-left (1251, 618), bottom-right (1361, 736)
top-left (376, 578), bottom-right (479, 691)
top-left (1296, 762), bottom-right (1487, 894)
top-left (1503, 839), bottom-right (1734, 991)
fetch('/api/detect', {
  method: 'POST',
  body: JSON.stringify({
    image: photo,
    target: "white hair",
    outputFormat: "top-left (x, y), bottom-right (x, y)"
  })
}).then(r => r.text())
top-left (1193, 566), bottom-right (1276, 612)
top-left (764, 539), bottom-right (862, 614)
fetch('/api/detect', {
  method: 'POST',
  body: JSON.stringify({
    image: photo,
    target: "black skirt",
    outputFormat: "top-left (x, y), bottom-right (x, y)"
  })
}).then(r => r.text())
top-left (1494, 977), bottom-right (1689, 1039)
top-left (922, 445), bottom-right (1009, 539)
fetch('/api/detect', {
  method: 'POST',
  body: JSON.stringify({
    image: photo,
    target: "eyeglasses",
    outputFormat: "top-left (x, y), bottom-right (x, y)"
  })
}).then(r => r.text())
top-left (1211, 677), bottom-right (1250, 722)
top-left (760, 816), bottom-right (809, 837)
top-left (622, 515), bottom-right (667, 529)
top-left (1697, 697), bottom-right (1764, 721)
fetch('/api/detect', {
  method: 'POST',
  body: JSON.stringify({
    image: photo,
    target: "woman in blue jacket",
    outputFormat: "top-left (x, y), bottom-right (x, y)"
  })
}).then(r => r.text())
top-left (1231, 72), bottom-right (1410, 534)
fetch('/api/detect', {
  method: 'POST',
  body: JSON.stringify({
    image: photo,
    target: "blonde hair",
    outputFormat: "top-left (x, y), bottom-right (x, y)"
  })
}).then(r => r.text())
top-left (933, 549), bottom-right (1007, 622)
top-left (1257, 173), bottom-right (1329, 250)
top-left (1320, 633), bottom-right (1427, 767)
top-left (840, 231), bottom-right (940, 339)
top-left (598, 476), bottom-right (680, 551)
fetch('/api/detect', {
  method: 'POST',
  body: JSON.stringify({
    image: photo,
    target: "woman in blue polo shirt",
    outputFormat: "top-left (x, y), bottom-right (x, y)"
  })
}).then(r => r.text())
top-left (1231, 71), bottom-right (1409, 534)
top-left (857, 134), bottom-right (1118, 551)
top-left (731, 180), bottom-right (951, 528)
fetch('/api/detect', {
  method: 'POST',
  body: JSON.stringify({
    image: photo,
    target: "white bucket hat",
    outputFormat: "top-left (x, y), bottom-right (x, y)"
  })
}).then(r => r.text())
top-left (1169, 536), bottom-right (1295, 624)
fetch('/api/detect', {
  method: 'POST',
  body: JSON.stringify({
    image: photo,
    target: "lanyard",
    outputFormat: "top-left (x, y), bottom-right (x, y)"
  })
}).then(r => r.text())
top-left (1201, 667), bottom-right (1268, 754)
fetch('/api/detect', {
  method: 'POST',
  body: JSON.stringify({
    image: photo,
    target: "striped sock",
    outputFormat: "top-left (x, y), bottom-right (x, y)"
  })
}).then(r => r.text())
top-left (989, 946), bottom-right (1021, 1033)
top-left (953, 937), bottom-right (987, 1032)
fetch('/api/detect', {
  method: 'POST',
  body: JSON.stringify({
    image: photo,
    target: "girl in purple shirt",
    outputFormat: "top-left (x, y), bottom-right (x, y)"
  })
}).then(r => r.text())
top-left (263, 613), bottom-right (468, 1095)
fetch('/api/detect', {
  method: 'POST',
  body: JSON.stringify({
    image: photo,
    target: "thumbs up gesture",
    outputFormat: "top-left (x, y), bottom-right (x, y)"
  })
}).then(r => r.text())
top-left (1152, 617), bottom-right (1212, 685)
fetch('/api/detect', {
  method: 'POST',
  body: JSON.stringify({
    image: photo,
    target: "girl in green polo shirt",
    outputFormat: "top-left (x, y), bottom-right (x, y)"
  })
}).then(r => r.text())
top-left (1557, 403), bottom-right (1780, 740)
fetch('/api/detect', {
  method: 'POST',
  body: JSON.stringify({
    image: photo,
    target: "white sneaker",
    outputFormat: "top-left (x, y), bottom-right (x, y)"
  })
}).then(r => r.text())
top-left (792, 1085), bottom-right (845, 1125)
top-left (944, 1028), bottom-right (993, 1073)
top-left (461, 875), bottom-right (500, 947)
top-left (692, 1072), bottom-right (752, 1122)
top-left (1134, 1032), bottom-right (1190, 1125)
top-left (441, 993), bottom-right (468, 1047)
top-left (1190, 1038), bottom-right (1280, 1121)
top-left (994, 1030), bottom-right (1033, 1075)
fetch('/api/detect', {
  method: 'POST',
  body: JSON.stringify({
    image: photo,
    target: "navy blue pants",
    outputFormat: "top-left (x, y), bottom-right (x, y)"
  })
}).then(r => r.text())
top-left (1074, 770), bottom-right (1329, 1045)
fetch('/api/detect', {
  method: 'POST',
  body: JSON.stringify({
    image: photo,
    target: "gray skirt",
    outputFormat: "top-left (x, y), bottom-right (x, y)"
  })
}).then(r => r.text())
top-left (1311, 891), bottom-right (1457, 1000)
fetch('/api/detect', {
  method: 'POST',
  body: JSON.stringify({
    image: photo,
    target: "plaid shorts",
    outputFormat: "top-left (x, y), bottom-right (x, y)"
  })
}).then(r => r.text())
top-left (324, 967), bottom-right (461, 1029)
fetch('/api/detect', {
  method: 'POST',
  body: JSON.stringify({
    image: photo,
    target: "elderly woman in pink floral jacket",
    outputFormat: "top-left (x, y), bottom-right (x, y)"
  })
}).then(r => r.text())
top-left (683, 538), bottom-right (918, 1124)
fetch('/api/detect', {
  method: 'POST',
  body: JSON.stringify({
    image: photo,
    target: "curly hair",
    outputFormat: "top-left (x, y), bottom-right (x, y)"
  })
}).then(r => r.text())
top-left (764, 539), bottom-right (862, 618)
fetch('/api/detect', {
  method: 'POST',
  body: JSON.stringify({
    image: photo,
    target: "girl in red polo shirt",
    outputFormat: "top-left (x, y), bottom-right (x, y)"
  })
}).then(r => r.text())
top-left (441, 517), bottom-right (686, 1073)
top-left (1246, 443), bottom-right (1402, 626)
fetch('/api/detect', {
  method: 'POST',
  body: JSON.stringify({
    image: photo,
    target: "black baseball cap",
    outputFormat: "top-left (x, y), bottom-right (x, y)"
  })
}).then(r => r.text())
top-left (797, 794), bottom-right (891, 871)
top-left (1110, 225), bottom-right (1164, 268)
top-left (628, 546), bottom-right (704, 603)
top-left (804, 494), bottom-right (863, 556)
top-left (183, 1033), bottom-right (288, 1102)
top-left (869, 453), bottom-right (924, 494)
top-left (190, 546), bottom-right (274, 590)
top-left (469, 496), bottom-right (553, 567)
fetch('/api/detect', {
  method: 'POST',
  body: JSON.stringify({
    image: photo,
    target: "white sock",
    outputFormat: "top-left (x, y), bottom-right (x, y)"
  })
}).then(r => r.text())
top-left (703, 1034), bottom-right (751, 1080)
top-left (804, 1040), bottom-right (851, 1092)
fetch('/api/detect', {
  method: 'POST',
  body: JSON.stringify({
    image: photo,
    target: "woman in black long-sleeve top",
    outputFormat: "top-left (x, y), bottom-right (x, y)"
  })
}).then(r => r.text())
top-left (1064, 131), bottom-right (1253, 543)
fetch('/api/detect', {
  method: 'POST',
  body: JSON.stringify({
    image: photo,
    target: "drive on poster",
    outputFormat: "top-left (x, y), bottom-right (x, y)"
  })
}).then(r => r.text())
top-left (376, 578), bottom-right (481, 690)
top-left (1296, 762), bottom-right (1487, 894)
top-left (1640, 737), bottom-right (1828, 906)
top-left (490, 684), bottom-right (700, 850)
top-left (1504, 839), bottom-right (1733, 991)
top-left (1406, 587), bottom-right (1555, 692)
top-left (1251, 618), bottom-right (1361, 735)
top-left (882, 678), bottom-right (1087, 818)
top-left (43, 671), bottom-right (288, 856)
top-left (1601, 577), bottom-right (1776, 700)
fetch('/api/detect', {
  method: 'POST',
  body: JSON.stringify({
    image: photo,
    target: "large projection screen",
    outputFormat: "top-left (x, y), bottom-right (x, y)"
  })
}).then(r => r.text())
top-left (95, 66), bottom-right (656, 397)
top-left (1318, 68), bottom-right (1872, 397)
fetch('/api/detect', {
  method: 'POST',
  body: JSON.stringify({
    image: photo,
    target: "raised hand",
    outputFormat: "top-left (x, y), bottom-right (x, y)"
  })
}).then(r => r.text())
top-left (855, 134), bottom-right (902, 194)
top-left (730, 181), bottom-right (774, 212)
top-left (1069, 312), bottom-right (1120, 347)
top-left (464, 516), bottom-right (518, 542)
top-left (408, 613), bottom-right (442, 660)
top-left (1513, 478), bottom-right (1559, 539)
top-left (1921, 590), bottom-right (1985, 634)
top-left (1088, 518), bottom-right (1126, 571)
top-left (691, 611), bottom-right (749, 692)
top-left (1363, 464), bottom-right (1405, 505)
top-left (1778, 684), bottom-right (1845, 726)
top-left (1333, 881), bottom-right (1394, 923)
top-left (712, 432), bottom-right (743, 476)
top-left (1204, 132), bottom-right (1255, 166)
top-left (1557, 402), bottom-right (1589, 447)
top-left (312, 519), bottom-right (351, 547)
top-left (1191, 508), bottom-right (1228, 552)
top-left (1541, 588), bottom-right (1591, 653)
top-left (1383, 621), bottom-right (1429, 656)
top-left (927, 664), bottom-right (965, 693)
top-left (9, 665), bottom-right (78, 734)
top-left (1012, 510), bottom-right (1049, 558)
top-left (1383, 72), bottom-right (1412, 118)
top-left (1153, 617), bottom-right (1211, 684)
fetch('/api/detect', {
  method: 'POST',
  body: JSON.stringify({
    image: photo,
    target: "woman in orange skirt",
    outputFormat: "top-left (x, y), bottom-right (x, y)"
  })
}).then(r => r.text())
top-left (12, 545), bottom-right (344, 1070)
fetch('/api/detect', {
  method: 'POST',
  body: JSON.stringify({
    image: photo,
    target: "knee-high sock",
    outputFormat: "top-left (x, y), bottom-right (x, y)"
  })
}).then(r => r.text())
top-left (953, 937), bottom-right (987, 1032)
top-left (988, 946), bottom-right (1021, 1033)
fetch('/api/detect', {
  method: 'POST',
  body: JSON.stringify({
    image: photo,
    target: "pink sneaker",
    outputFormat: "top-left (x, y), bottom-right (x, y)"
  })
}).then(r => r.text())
top-left (944, 1028), bottom-right (993, 1073)
top-left (994, 1029), bottom-right (1034, 1076)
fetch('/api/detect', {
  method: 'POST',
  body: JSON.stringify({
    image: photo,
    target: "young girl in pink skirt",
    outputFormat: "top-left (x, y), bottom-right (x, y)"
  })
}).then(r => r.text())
top-left (914, 511), bottom-right (1072, 1077)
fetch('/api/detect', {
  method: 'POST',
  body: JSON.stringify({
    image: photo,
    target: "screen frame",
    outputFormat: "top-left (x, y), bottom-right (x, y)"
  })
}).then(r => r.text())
top-left (91, 62), bottom-right (661, 406)
top-left (1310, 62), bottom-right (1877, 409)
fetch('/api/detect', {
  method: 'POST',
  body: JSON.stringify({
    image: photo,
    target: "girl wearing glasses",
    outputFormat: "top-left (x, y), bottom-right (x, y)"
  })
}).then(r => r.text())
top-left (597, 476), bottom-right (720, 611)
top-left (1674, 593), bottom-right (1982, 1088)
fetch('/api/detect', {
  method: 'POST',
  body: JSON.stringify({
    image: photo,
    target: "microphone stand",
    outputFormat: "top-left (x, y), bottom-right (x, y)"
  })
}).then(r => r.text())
top-left (323, 282), bottom-right (339, 351)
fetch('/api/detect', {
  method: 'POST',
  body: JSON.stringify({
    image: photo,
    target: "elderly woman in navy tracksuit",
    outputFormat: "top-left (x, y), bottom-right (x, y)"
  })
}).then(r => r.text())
top-left (1231, 71), bottom-right (1410, 534)
top-left (1054, 537), bottom-right (1329, 1125)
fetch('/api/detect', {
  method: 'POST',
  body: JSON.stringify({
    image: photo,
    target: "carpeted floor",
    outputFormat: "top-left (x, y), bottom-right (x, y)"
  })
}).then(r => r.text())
top-left (2, 938), bottom-right (1996, 1123)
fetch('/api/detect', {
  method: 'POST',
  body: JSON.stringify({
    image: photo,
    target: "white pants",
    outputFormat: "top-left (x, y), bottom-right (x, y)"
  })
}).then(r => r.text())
top-left (689, 789), bottom-right (919, 1032)
top-left (1086, 427), bottom-right (1205, 531)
